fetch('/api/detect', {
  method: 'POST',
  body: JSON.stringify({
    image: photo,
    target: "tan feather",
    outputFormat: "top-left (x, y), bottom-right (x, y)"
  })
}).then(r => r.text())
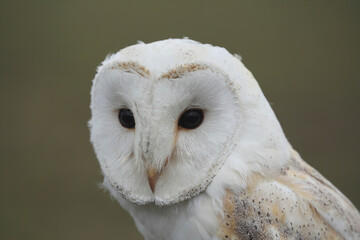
top-left (217, 149), bottom-right (360, 240)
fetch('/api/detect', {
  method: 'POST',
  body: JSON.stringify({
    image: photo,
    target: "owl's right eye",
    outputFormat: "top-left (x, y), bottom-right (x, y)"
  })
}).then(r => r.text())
top-left (118, 108), bottom-right (135, 129)
top-left (178, 108), bottom-right (204, 130)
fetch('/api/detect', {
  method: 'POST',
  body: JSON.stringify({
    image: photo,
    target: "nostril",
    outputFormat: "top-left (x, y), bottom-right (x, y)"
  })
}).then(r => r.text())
top-left (146, 141), bottom-right (150, 153)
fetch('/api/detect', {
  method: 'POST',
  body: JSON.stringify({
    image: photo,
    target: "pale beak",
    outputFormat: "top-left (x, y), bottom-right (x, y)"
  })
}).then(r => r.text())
top-left (147, 158), bottom-right (168, 193)
top-left (147, 167), bottom-right (160, 193)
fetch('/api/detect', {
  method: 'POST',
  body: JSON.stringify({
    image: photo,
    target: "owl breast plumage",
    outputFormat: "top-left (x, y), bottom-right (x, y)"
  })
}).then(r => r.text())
top-left (89, 38), bottom-right (360, 240)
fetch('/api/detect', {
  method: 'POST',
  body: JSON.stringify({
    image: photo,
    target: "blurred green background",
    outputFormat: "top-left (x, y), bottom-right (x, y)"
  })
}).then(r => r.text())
top-left (0, 0), bottom-right (359, 239)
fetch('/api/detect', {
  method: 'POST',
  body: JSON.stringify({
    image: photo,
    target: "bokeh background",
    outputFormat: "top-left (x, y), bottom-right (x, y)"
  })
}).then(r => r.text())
top-left (1, 0), bottom-right (359, 239)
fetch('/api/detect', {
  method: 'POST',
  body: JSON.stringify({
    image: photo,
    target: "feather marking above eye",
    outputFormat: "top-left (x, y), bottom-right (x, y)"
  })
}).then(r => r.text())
top-left (107, 61), bottom-right (150, 78)
top-left (160, 63), bottom-right (208, 79)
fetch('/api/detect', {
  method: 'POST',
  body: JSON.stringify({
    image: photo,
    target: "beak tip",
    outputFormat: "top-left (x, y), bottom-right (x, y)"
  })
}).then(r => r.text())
top-left (147, 167), bottom-right (159, 193)
top-left (148, 176), bottom-right (156, 193)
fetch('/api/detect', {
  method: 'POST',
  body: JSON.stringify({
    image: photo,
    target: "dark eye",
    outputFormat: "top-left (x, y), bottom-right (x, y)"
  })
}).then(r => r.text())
top-left (178, 108), bottom-right (204, 129)
top-left (118, 108), bottom-right (135, 129)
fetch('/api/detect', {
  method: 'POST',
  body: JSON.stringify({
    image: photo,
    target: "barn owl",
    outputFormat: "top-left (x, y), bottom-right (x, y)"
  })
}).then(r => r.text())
top-left (89, 39), bottom-right (360, 240)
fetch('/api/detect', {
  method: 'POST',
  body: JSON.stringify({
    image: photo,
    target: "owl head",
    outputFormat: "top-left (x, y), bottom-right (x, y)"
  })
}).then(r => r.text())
top-left (89, 39), bottom-right (290, 206)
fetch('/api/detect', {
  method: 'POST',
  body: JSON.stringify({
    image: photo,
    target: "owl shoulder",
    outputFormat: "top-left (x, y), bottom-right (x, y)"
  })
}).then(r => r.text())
top-left (216, 150), bottom-right (360, 240)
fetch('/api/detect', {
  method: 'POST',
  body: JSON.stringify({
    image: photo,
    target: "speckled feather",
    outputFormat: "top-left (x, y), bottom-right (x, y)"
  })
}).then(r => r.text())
top-left (217, 150), bottom-right (360, 240)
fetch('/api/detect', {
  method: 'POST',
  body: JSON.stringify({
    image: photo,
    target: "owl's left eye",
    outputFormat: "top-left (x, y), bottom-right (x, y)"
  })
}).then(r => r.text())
top-left (118, 108), bottom-right (135, 129)
top-left (178, 108), bottom-right (204, 129)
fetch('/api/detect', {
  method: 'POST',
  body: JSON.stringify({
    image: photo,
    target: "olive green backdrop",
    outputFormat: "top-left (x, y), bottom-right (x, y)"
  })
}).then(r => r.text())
top-left (0, 0), bottom-right (359, 239)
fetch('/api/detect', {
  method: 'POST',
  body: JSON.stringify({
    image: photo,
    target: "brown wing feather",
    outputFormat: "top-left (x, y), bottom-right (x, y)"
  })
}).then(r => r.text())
top-left (217, 149), bottom-right (360, 240)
